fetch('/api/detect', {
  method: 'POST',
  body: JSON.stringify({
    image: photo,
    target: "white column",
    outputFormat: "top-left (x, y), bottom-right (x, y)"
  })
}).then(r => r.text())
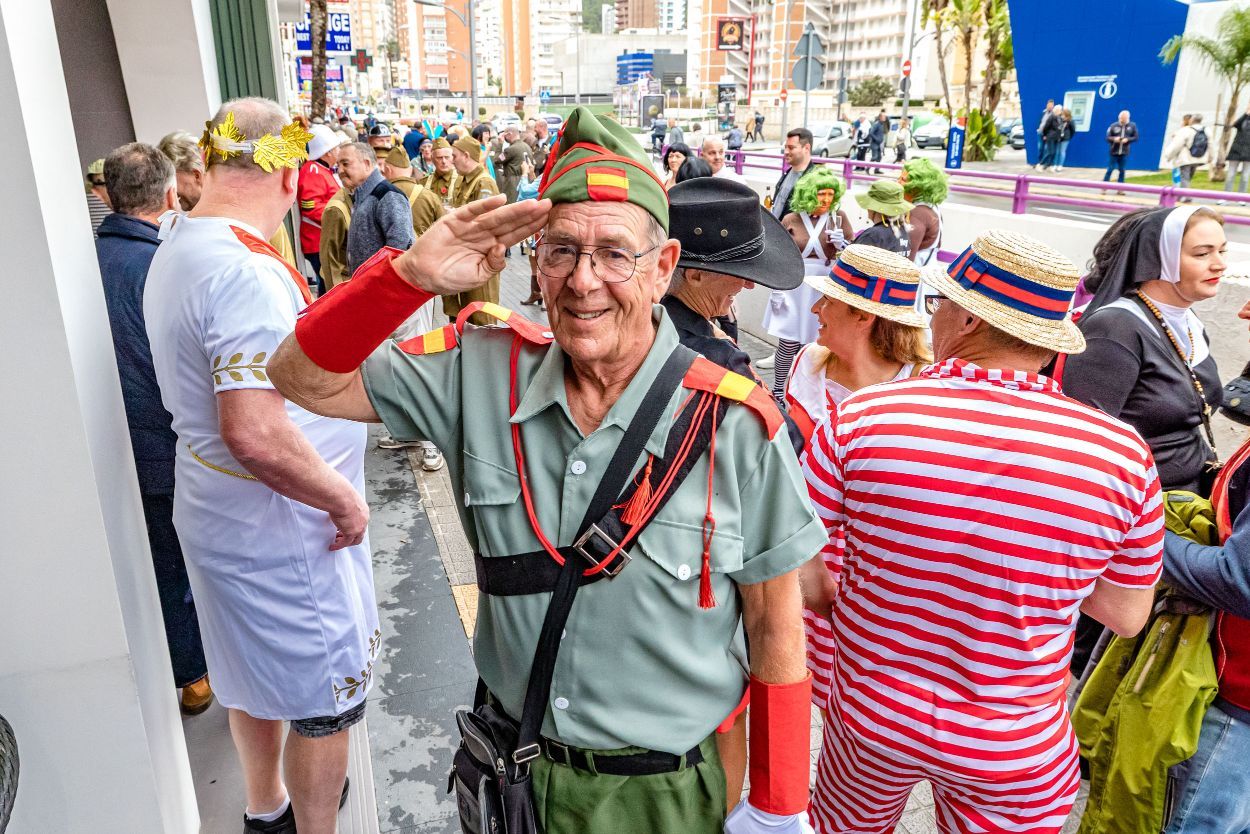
top-left (105, 0), bottom-right (221, 142)
top-left (0, 2), bottom-right (197, 832)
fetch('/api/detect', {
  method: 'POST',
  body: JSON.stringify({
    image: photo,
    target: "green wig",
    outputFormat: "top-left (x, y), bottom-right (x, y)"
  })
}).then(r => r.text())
top-left (789, 166), bottom-right (846, 215)
top-left (901, 157), bottom-right (949, 205)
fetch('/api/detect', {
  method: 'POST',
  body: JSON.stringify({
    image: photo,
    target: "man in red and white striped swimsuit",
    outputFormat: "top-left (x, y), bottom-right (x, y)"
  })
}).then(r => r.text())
top-left (800, 231), bottom-right (1164, 834)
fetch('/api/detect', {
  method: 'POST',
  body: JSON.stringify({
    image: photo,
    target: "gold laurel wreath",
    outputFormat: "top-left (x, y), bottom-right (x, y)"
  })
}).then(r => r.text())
top-left (199, 113), bottom-right (315, 172)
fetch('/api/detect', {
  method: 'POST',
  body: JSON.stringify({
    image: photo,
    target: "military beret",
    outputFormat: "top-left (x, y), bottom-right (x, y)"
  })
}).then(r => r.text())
top-left (453, 134), bottom-right (481, 162)
top-left (538, 106), bottom-right (668, 230)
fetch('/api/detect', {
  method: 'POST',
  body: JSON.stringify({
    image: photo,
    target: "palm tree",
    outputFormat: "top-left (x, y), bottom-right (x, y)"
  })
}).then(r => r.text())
top-left (978, 0), bottom-right (1012, 116)
top-left (945, 0), bottom-right (983, 113)
top-left (1161, 5), bottom-right (1250, 181)
top-left (310, 0), bottom-right (328, 120)
top-left (922, 0), bottom-right (954, 113)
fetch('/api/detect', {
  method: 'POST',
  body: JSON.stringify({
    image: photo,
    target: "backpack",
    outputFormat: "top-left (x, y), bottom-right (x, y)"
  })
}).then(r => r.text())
top-left (1071, 491), bottom-right (1219, 834)
top-left (1189, 127), bottom-right (1208, 159)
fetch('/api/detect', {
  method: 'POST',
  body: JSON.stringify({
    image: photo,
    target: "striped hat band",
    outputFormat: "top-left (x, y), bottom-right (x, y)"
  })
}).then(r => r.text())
top-left (948, 246), bottom-right (1073, 322)
top-left (830, 259), bottom-right (918, 308)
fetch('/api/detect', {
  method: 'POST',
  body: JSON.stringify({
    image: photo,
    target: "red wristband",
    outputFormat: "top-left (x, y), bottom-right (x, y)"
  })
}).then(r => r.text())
top-left (747, 673), bottom-right (812, 816)
top-left (295, 247), bottom-right (434, 373)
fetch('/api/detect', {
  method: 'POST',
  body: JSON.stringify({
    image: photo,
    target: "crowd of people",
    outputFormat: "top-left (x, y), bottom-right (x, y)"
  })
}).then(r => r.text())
top-left (84, 95), bottom-right (1250, 834)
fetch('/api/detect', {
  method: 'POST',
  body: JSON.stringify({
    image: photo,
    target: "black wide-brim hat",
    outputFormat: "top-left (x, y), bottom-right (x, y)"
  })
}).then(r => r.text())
top-left (668, 178), bottom-right (805, 290)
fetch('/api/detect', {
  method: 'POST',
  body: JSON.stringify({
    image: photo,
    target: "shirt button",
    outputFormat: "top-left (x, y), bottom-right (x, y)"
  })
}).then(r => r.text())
top-left (553, 697), bottom-right (570, 710)
top-left (570, 460), bottom-right (587, 475)
top-left (542, 330), bottom-right (554, 339)
top-left (463, 492), bottom-right (471, 507)
top-left (677, 564), bottom-right (692, 581)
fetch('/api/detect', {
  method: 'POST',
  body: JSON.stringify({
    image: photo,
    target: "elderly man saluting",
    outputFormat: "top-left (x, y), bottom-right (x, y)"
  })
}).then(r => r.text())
top-left (270, 107), bottom-right (823, 834)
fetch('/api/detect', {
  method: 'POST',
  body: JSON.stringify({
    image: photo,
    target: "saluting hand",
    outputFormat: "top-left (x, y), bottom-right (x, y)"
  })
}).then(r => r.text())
top-left (391, 195), bottom-right (551, 295)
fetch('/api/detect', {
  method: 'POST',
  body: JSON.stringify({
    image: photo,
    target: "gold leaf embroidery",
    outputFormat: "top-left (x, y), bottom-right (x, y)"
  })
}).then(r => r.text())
top-left (212, 351), bottom-right (271, 386)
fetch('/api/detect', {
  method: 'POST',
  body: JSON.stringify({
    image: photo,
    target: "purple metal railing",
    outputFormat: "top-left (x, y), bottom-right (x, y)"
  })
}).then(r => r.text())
top-left (726, 149), bottom-right (1250, 226)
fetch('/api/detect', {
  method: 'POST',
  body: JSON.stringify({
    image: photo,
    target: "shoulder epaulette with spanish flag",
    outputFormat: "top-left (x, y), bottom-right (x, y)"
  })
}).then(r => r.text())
top-left (397, 302), bottom-right (553, 356)
top-left (683, 356), bottom-right (784, 439)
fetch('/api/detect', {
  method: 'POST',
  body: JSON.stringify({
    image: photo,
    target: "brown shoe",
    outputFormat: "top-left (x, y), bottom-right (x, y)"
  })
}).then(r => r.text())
top-left (522, 292), bottom-right (543, 306)
top-left (180, 675), bottom-right (214, 716)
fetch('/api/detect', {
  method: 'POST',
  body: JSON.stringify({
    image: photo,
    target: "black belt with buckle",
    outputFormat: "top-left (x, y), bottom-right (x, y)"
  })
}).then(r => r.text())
top-left (540, 736), bottom-right (704, 776)
top-left (475, 522), bottom-right (633, 597)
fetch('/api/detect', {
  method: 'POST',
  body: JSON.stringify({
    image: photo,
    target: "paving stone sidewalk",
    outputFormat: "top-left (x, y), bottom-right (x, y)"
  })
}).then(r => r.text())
top-left (364, 258), bottom-right (1087, 833)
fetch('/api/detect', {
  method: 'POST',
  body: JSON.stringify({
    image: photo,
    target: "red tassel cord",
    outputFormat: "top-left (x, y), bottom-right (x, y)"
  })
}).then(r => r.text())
top-left (699, 404), bottom-right (720, 609)
top-left (619, 457), bottom-right (654, 526)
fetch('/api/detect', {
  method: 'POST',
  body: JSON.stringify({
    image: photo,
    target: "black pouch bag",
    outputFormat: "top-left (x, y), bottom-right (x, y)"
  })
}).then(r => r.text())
top-left (449, 346), bottom-right (696, 834)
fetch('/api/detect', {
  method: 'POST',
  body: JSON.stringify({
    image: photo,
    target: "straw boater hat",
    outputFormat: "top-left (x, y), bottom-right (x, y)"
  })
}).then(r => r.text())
top-left (805, 244), bottom-right (925, 328)
top-left (924, 230), bottom-right (1085, 354)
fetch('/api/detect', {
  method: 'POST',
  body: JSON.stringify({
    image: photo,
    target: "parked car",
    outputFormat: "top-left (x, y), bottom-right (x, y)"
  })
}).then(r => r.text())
top-left (491, 112), bottom-right (523, 134)
top-left (913, 117), bottom-right (950, 149)
top-left (536, 112), bottom-right (564, 131)
top-left (997, 116), bottom-right (1021, 137)
top-left (811, 121), bottom-right (855, 158)
top-left (1010, 122), bottom-right (1025, 150)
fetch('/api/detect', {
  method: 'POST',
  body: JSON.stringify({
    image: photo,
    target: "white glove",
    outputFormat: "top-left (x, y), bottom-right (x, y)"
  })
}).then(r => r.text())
top-left (724, 800), bottom-right (815, 834)
top-left (827, 227), bottom-right (847, 249)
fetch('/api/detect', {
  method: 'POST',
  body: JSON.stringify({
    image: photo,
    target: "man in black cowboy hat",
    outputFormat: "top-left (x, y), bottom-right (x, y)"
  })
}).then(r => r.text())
top-left (664, 178), bottom-right (806, 451)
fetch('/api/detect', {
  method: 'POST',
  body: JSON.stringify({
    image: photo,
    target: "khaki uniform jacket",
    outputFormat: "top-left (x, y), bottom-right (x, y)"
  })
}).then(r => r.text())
top-left (424, 169), bottom-right (457, 206)
top-left (319, 187), bottom-right (353, 290)
top-left (450, 164), bottom-right (499, 208)
top-left (390, 175), bottom-right (445, 237)
top-left (268, 224), bottom-right (299, 268)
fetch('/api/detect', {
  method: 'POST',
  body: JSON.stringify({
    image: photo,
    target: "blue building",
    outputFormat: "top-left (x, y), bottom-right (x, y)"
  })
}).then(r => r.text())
top-left (1010, 0), bottom-right (1191, 169)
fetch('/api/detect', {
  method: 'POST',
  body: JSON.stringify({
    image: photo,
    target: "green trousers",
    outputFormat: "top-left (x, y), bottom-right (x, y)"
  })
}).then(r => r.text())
top-left (530, 733), bottom-right (727, 834)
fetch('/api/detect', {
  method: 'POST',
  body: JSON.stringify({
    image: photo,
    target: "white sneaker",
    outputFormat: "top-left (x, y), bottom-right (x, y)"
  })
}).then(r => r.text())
top-left (755, 355), bottom-right (776, 370)
top-left (421, 446), bottom-right (445, 472)
top-left (1054, 166), bottom-right (1063, 172)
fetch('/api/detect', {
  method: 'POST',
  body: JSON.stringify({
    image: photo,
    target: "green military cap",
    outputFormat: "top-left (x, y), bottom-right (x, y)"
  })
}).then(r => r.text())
top-left (385, 146), bottom-right (412, 168)
top-left (453, 133), bottom-right (481, 162)
top-left (432, 137), bottom-right (451, 151)
top-left (538, 106), bottom-right (668, 231)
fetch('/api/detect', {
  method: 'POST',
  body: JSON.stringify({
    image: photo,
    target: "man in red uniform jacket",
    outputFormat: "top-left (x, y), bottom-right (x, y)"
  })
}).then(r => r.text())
top-left (299, 124), bottom-right (344, 293)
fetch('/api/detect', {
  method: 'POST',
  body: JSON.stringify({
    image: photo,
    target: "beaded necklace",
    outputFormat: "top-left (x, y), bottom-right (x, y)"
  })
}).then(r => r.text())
top-left (1134, 289), bottom-right (1219, 461)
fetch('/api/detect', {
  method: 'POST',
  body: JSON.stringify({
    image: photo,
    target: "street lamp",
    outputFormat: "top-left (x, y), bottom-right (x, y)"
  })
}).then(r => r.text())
top-left (538, 12), bottom-right (581, 104)
top-left (413, 0), bottom-right (477, 121)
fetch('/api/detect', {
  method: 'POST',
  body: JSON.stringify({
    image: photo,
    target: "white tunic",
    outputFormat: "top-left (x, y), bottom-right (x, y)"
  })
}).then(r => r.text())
top-left (763, 211), bottom-right (831, 343)
top-left (144, 214), bottom-right (379, 720)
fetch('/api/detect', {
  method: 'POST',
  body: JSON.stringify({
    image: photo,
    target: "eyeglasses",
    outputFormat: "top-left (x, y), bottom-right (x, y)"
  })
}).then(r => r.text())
top-left (534, 241), bottom-right (661, 283)
top-left (923, 295), bottom-right (945, 316)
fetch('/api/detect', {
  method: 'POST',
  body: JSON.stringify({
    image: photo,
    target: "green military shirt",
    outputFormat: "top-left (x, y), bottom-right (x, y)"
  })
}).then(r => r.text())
top-left (389, 176), bottom-right (444, 237)
top-left (319, 187), bottom-right (352, 289)
top-left (450, 164), bottom-right (499, 208)
top-left (361, 309), bottom-right (824, 754)
top-left (424, 169), bottom-right (457, 206)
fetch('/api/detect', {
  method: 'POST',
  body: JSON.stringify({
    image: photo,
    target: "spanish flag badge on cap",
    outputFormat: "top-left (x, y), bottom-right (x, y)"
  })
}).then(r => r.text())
top-left (585, 165), bottom-right (630, 202)
top-left (539, 106), bottom-right (668, 230)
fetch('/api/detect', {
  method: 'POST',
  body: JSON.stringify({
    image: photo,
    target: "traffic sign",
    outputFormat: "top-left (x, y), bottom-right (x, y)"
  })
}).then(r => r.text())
top-left (902, 60), bottom-right (912, 77)
top-left (540, 89), bottom-right (551, 103)
top-left (780, 88), bottom-right (788, 102)
top-left (946, 118), bottom-right (966, 169)
top-left (793, 26), bottom-right (825, 59)
top-left (791, 57), bottom-right (824, 92)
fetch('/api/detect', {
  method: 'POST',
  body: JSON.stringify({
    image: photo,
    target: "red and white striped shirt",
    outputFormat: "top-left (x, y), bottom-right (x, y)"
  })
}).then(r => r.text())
top-left (802, 358), bottom-right (1163, 781)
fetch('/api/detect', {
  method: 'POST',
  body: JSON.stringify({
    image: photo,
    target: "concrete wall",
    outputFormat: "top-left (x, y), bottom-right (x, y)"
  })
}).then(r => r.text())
top-left (51, 0), bottom-right (135, 169)
top-left (105, 0), bottom-right (221, 142)
top-left (0, 2), bottom-right (197, 830)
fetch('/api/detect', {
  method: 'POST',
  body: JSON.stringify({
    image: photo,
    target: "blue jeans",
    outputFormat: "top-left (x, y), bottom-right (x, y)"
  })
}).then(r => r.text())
top-left (1055, 140), bottom-right (1071, 168)
top-left (1164, 703), bottom-right (1250, 833)
top-left (1104, 154), bottom-right (1128, 182)
top-left (1040, 139), bottom-right (1059, 167)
